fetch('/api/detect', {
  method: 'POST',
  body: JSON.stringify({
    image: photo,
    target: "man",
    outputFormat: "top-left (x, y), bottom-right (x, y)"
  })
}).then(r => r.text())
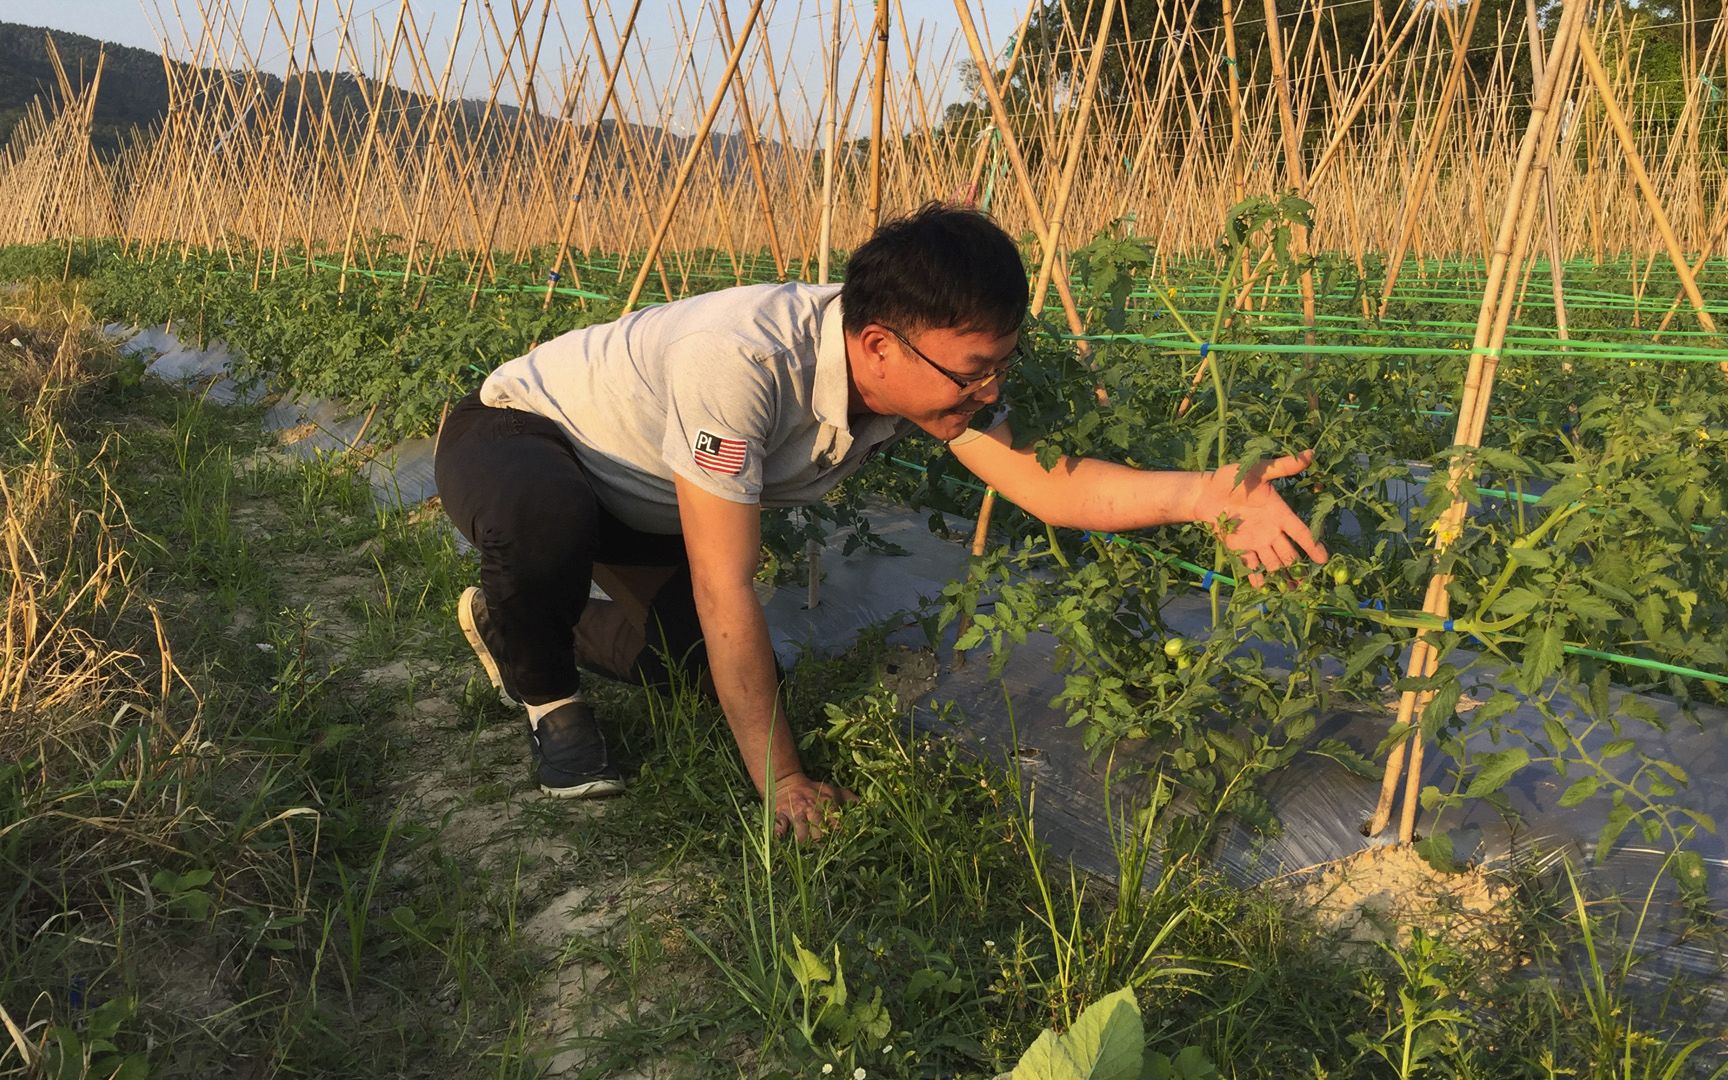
top-left (434, 203), bottom-right (1327, 840)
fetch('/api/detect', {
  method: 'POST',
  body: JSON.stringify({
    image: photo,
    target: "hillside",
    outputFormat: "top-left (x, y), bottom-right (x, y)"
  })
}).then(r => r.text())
top-left (0, 21), bottom-right (783, 176)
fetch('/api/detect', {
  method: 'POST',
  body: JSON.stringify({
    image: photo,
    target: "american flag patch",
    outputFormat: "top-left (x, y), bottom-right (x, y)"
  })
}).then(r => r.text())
top-left (692, 429), bottom-right (747, 475)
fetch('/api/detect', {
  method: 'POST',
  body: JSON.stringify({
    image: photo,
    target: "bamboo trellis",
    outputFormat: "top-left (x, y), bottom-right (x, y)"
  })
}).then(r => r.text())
top-left (3, 0), bottom-right (1724, 283)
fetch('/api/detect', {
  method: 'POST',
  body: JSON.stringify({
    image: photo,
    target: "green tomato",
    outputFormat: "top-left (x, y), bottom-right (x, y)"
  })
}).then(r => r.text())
top-left (1176, 656), bottom-right (1193, 672)
top-left (1331, 563), bottom-right (1351, 587)
top-left (1163, 637), bottom-right (1187, 659)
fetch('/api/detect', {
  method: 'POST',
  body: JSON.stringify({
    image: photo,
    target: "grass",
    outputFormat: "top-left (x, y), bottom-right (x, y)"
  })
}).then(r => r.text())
top-left (2, 281), bottom-right (1725, 1077)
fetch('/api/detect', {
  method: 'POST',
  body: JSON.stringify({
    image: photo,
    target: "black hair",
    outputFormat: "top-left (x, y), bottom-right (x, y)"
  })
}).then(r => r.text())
top-left (841, 201), bottom-right (1027, 338)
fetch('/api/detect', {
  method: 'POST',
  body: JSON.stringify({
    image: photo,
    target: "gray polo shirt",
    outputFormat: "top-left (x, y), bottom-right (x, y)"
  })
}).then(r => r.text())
top-left (480, 282), bottom-right (916, 534)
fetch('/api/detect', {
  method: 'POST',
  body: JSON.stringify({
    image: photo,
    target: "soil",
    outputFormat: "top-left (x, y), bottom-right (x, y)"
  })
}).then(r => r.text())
top-left (875, 643), bottom-right (940, 706)
top-left (242, 406), bottom-right (693, 1076)
top-left (1281, 843), bottom-right (1519, 957)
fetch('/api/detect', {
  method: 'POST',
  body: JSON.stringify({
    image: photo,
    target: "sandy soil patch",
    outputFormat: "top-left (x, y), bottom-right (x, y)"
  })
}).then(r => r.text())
top-left (1282, 843), bottom-right (1518, 956)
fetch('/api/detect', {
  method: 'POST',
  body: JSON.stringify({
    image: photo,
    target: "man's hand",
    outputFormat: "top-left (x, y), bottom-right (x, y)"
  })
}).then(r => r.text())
top-left (771, 772), bottom-right (857, 842)
top-left (1192, 449), bottom-right (1329, 586)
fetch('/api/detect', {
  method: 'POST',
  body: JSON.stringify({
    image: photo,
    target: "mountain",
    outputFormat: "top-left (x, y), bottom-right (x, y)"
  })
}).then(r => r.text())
top-left (0, 21), bottom-right (795, 178)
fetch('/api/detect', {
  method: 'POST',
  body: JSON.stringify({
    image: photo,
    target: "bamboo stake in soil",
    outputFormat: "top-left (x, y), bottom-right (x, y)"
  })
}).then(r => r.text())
top-left (1369, 0), bottom-right (1589, 842)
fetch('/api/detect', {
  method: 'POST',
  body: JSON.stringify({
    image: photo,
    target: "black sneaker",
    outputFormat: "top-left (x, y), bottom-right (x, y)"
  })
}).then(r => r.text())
top-left (527, 700), bottom-right (626, 799)
top-left (458, 586), bottom-right (519, 707)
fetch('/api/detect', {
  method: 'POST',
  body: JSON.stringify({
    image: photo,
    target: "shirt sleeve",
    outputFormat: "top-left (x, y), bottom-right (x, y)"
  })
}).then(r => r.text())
top-left (946, 400), bottom-right (1011, 447)
top-left (660, 331), bottom-right (778, 505)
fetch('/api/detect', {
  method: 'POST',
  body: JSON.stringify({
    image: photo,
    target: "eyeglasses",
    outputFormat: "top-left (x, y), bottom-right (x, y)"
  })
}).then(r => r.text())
top-left (884, 326), bottom-right (1020, 394)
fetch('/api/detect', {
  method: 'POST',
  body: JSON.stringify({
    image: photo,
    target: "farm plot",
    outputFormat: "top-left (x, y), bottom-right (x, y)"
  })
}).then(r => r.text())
top-left (5, 0), bottom-right (1728, 1068)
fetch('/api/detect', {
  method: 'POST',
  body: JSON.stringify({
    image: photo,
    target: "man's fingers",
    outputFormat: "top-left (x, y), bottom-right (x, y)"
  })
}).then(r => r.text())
top-left (1283, 514), bottom-right (1329, 564)
top-left (1257, 449), bottom-right (1316, 482)
top-left (1269, 535), bottom-right (1300, 571)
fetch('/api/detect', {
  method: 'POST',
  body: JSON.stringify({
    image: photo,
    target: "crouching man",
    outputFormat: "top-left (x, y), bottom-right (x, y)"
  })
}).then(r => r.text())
top-left (434, 202), bottom-right (1327, 840)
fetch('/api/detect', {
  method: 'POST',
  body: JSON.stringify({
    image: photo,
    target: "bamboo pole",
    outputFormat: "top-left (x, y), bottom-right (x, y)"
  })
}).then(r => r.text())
top-left (1576, 30), bottom-right (1722, 348)
top-left (1258, 0), bottom-right (1319, 417)
top-left (867, 0), bottom-right (891, 228)
top-left (817, 0), bottom-right (841, 284)
top-left (542, 0), bottom-right (646, 306)
top-left (1369, 0), bottom-right (1589, 842)
top-left (1377, 0), bottom-right (1486, 319)
top-left (1524, 0), bottom-right (1570, 348)
top-left (1029, 0), bottom-right (1118, 309)
top-left (337, 0), bottom-right (409, 293)
top-left (714, 0), bottom-right (787, 276)
top-left (620, 0), bottom-right (768, 314)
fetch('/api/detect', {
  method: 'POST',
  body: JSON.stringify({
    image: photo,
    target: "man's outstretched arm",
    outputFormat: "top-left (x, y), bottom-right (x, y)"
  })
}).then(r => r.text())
top-left (674, 476), bottom-right (853, 840)
top-left (948, 423), bottom-right (1329, 582)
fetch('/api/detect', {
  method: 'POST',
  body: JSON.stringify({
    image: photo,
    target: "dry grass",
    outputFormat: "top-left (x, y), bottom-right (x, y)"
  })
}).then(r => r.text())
top-left (0, 286), bottom-right (167, 760)
top-left (0, 288), bottom-right (221, 1073)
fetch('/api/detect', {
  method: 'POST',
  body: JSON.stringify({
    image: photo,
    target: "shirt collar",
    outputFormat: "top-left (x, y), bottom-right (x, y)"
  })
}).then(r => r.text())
top-left (813, 289), bottom-right (913, 462)
top-left (813, 288), bottom-right (852, 429)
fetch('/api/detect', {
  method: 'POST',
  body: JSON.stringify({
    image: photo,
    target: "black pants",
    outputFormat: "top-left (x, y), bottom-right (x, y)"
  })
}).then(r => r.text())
top-left (434, 391), bottom-right (712, 705)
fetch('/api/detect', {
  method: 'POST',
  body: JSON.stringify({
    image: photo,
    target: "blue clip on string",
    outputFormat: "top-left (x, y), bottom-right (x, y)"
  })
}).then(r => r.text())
top-left (1443, 618), bottom-right (1456, 632)
top-left (1200, 570), bottom-right (1216, 589)
top-left (1198, 341), bottom-right (1211, 359)
top-left (547, 270), bottom-right (560, 283)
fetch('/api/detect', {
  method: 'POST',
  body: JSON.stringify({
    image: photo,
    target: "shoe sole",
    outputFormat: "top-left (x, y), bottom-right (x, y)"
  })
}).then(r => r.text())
top-left (458, 586), bottom-right (519, 708)
top-left (538, 777), bottom-right (627, 799)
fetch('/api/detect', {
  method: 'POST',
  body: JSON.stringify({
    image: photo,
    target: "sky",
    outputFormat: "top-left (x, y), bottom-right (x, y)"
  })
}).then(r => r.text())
top-left (0, 0), bottom-right (1029, 136)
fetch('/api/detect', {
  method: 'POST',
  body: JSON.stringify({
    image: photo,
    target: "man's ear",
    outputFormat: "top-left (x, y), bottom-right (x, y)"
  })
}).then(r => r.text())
top-left (852, 325), bottom-right (892, 379)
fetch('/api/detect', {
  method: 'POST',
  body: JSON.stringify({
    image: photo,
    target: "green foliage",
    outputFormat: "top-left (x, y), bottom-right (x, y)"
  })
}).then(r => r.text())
top-left (1006, 986), bottom-right (1216, 1080)
top-left (939, 200), bottom-right (1727, 865)
top-left (1009, 987), bottom-right (1146, 1080)
top-left (1349, 930), bottom-right (1472, 1079)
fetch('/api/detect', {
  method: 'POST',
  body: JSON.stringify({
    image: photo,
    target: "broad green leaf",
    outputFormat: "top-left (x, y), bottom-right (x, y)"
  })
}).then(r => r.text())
top-left (781, 937), bottom-right (830, 990)
top-left (1490, 587), bottom-right (1545, 617)
top-left (1507, 546), bottom-right (1552, 569)
top-left (1599, 738), bottom-right (1636, 760)
top-left (1654, 760), bottom-right (1690, 785)
top-left (1557, 774), bottom-right (1599, 808)
top-left (1465, 748), bottom-right (1529, 799)
top-left (1596, 801), bottom-right (1635, 863)
top-left (1419, 680), bottom-right (1464, 739)
top-left (1564, 593), bottom-right (1619, 625)
top-left (1413, 832), bottom-right (1462, 873)
top-left (1519, 622), bottom-right (1566, 692)
top-left (1674, 851), bottom-right (1707, 893)
top-left (1011, 987), bottom-right (1144, 1080)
